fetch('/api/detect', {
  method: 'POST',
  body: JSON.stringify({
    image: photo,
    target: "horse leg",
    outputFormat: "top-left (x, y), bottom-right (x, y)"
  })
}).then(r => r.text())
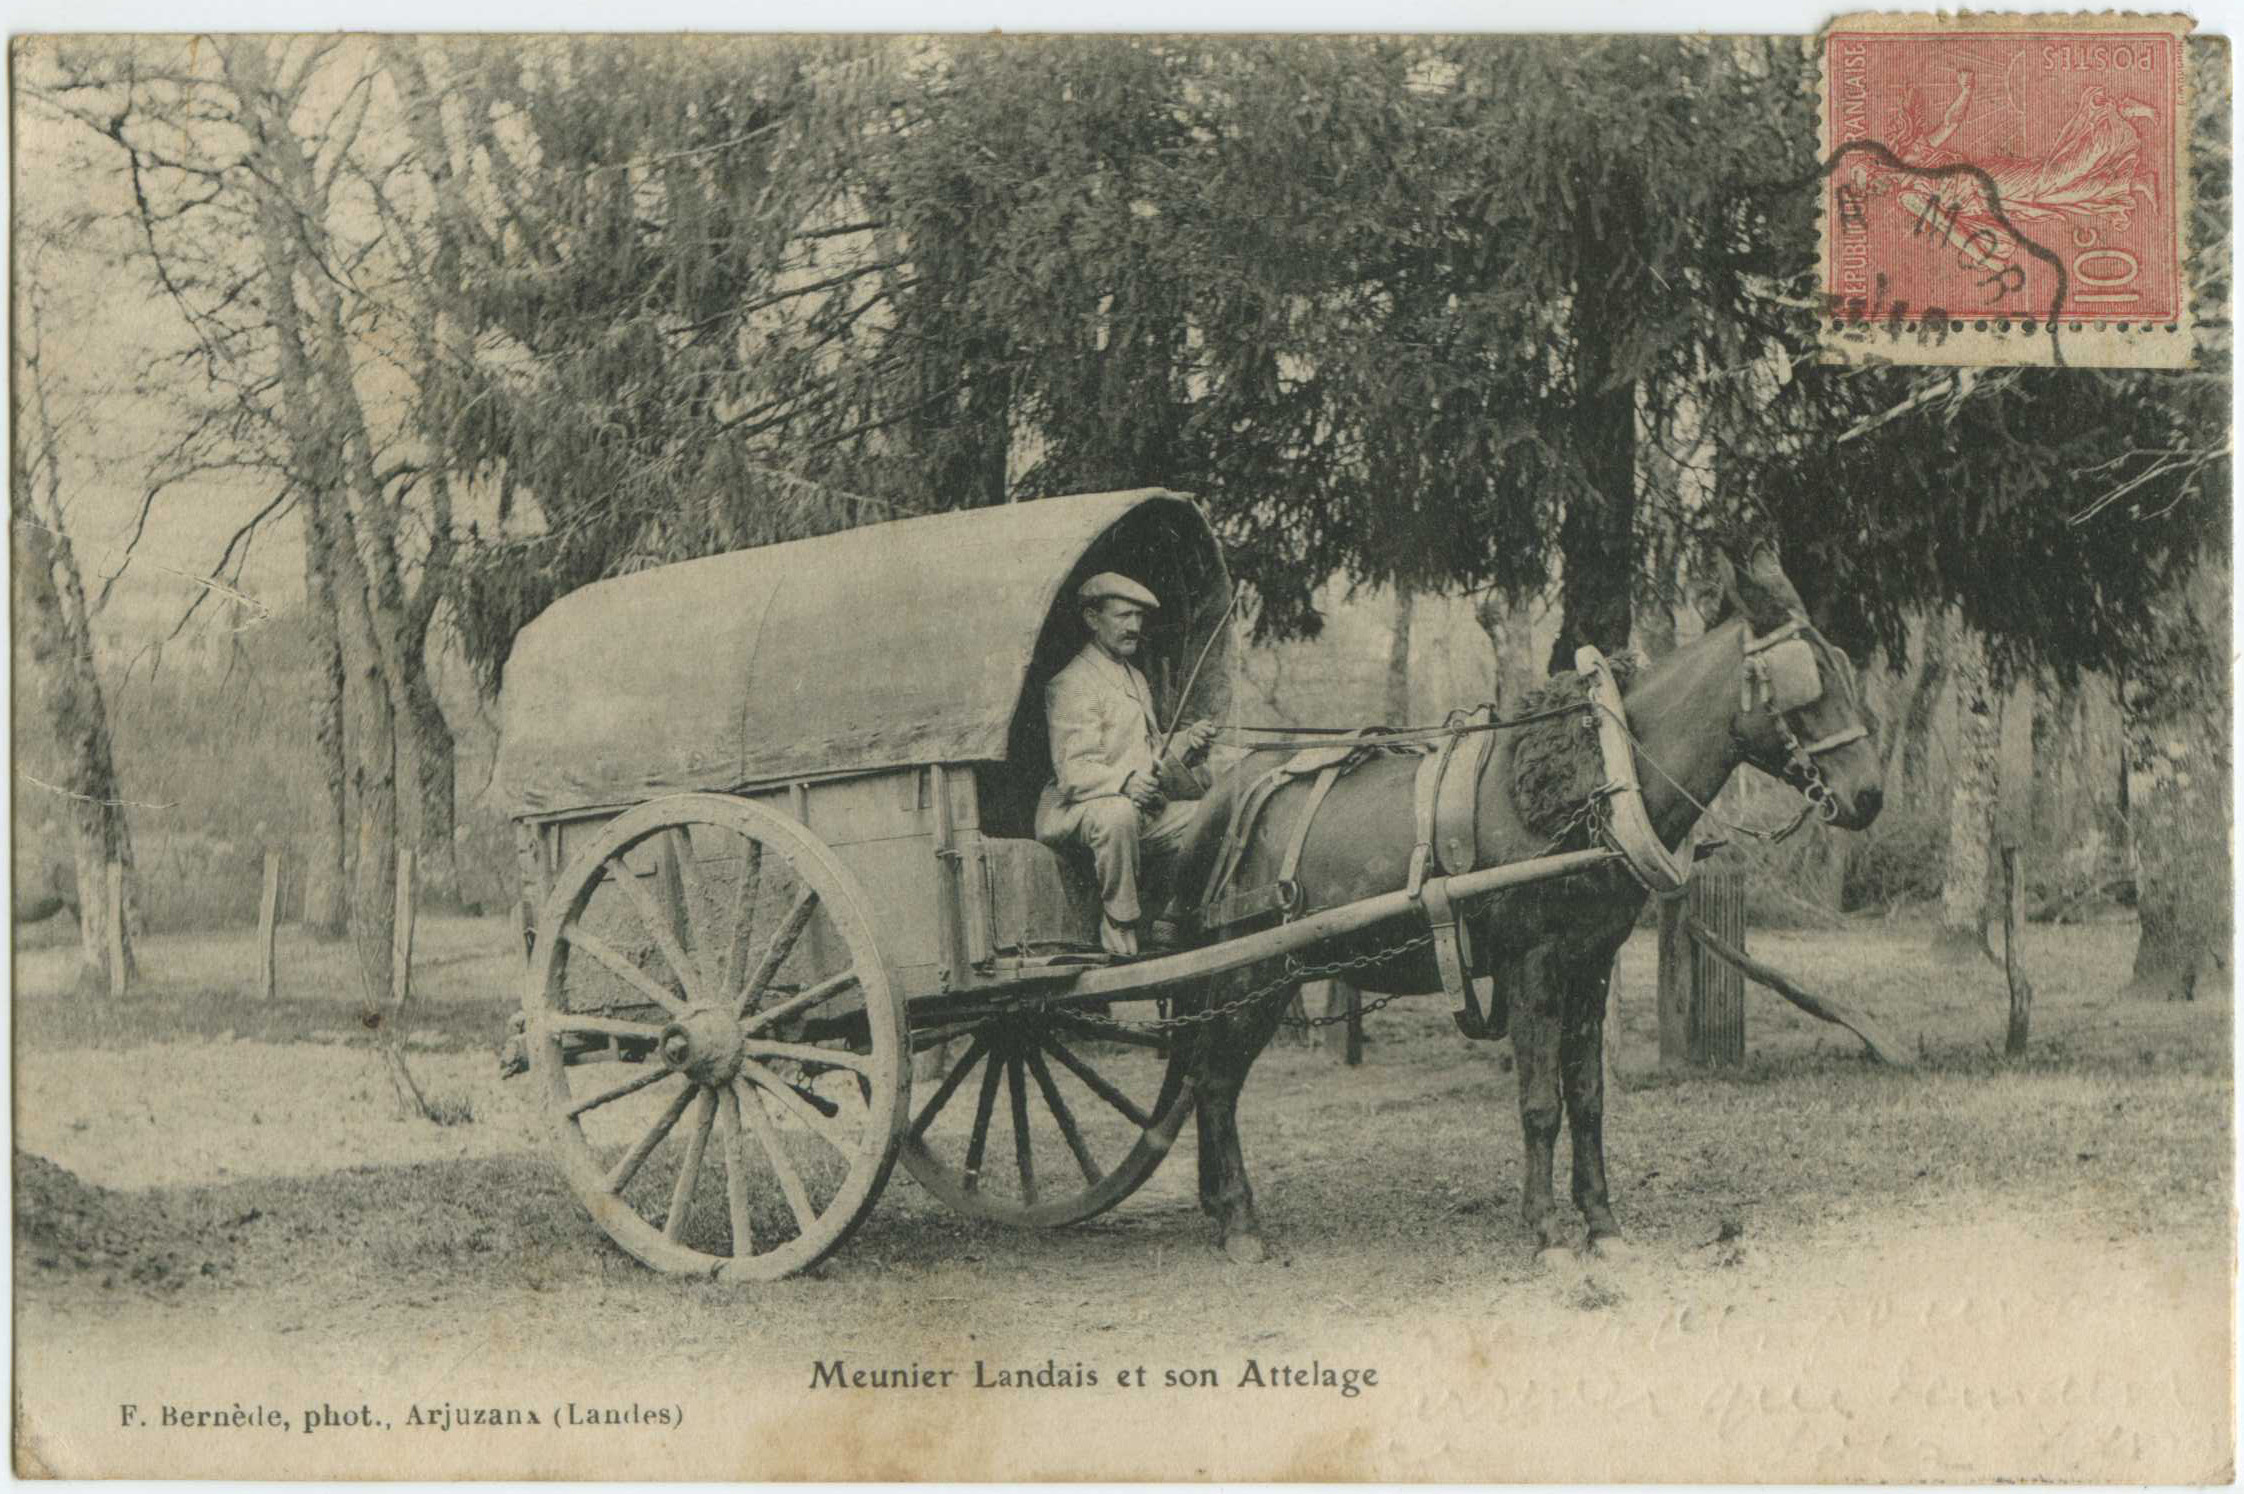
top-left (1193, 970), bottom-right (1289, 1263)
top-left (1559, 953), bottom-right (1625, 1256)
top-left (1507, 944), bottom-right (1567, 1259)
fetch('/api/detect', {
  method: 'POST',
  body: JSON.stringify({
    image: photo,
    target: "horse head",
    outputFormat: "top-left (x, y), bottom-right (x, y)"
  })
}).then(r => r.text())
top-left (1715, 539), bottom-right (1885, 831)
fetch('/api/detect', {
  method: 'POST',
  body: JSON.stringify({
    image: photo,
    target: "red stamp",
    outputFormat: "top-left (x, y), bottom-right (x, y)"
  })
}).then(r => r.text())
top-left (1821, 13), bottom-right (2192, 367)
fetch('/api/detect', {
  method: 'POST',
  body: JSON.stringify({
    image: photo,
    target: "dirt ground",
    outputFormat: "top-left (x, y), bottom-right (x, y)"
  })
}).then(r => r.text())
top-left (13, 915), bottom-right (2234, 1481)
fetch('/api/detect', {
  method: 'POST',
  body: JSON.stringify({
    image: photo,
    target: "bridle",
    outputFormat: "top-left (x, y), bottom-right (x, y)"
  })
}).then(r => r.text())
top-left (1737, 619), bottom-right (1868, 826)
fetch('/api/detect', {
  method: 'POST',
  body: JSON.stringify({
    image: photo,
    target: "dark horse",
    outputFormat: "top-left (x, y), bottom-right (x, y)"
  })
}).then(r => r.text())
top-left (1168, 540), bottom-right (1885, 1264)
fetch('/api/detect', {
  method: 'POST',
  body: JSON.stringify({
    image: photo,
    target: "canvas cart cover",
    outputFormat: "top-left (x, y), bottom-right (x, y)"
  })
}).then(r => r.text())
top-left (495, 489), bottom-right (1231, 817)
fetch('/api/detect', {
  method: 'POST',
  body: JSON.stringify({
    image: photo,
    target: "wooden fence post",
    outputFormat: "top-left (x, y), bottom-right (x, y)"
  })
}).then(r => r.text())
top-left (1660, 870), bottom-right (1746, 1069)
top-left (257, 849), bottom-right (282, 1001)
top-left (105, 860), bottom-right (127, 999)
top-left (1691, 868), bottom-right (1747, 1066)
top-left (2002, 845), bottom-right (2034, 1056)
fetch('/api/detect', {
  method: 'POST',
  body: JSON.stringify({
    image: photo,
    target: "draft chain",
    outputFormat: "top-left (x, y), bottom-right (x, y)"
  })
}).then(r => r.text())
top-left (1064, 930), bottom-right (1440, 1035)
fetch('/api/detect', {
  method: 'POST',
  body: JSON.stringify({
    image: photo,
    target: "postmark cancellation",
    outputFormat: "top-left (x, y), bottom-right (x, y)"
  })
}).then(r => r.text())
top-left (1820, 12), bottom-right (2195, 367)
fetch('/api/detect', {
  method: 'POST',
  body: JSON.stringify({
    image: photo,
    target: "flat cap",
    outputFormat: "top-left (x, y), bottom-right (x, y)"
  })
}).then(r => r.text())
top-left (1079, 572), bottom-right (1159, 609)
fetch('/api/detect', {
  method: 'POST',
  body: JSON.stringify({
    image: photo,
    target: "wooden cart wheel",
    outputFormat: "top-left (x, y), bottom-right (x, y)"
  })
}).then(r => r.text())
top-left (898, 1007), bottom-right (1195, 1228)
top-left (527, 793), bottom-right (906, 1281)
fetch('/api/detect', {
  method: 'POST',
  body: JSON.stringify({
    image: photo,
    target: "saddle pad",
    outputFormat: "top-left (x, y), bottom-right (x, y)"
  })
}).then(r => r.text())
top-left (1199, 737), bottom-right (1392, 930)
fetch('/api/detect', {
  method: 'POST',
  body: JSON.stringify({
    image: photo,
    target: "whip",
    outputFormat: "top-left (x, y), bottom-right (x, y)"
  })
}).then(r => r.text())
top-left (1159, 583), bottom-right (1242, 760)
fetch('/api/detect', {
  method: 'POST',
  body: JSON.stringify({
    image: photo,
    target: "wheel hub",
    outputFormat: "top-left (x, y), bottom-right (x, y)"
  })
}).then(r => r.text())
top-left (658, 1005), bottom-right (745, 1085)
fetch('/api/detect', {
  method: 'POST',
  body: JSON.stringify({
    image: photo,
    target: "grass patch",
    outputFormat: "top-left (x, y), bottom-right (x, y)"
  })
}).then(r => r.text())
top-left (425, 1094), bottom-right (477, 1127)
top-left (14, 914), bottom-right (518, 1056)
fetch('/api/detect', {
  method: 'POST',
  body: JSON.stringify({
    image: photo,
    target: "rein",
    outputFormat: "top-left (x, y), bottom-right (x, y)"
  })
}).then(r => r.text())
top-left (1210, 700), bottom-right (1588, 754)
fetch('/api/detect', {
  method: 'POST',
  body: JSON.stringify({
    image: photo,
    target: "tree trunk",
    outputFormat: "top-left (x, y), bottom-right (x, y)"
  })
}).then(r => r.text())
top-left (402, 665), bottom-right (460, 909)
top-left (354, 58), bottom-right (471, 914)
top-left (1980, 656), bottom-right (2034, 932)
top-left (1897, 612), bottom-right (1950, 790)
top-left (1935, 609), bottom-right (1998, 960)
top-left (12, 345), bottom-right (137, 994)
top-left (2123, 556), bottom-right (2231, 1000)
top-left (2028, 669), bottom-right (2063, 845)
top-left (302, 524), bottom-right (350, 939)
top-left (225, 38), bottom-right (402, 1008)
top-left (1548, 171), bottom-right (1642, 674)
top-left (1473, 590), bottom-right (1539, 711)
top-left (1384, 586), bottom-right (1415, 724)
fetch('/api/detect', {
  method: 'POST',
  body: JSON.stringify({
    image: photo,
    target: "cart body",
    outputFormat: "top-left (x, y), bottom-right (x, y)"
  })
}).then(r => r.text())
top-left (499, 487), bottom-right (1232, 1001)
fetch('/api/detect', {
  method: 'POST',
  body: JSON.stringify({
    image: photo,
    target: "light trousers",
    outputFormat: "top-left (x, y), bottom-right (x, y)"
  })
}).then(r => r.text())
top-left (1035, 795), bottom-right (1200, 925)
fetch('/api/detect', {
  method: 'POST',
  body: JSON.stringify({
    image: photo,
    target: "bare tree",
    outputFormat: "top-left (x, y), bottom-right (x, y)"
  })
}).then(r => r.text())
top-left (11, 250), bottom-right (141, 993)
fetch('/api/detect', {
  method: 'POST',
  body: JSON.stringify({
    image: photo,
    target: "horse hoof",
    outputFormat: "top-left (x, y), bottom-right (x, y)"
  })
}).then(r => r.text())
top-left (1589, 1235), bottom-right (1632, 1263)
top-left (1224, 1232), bottom-right (1269, 1265)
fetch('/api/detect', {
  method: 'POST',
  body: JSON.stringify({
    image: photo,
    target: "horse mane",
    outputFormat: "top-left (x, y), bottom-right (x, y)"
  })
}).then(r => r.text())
top-left (1508, 651), bottom-right (1641, 839)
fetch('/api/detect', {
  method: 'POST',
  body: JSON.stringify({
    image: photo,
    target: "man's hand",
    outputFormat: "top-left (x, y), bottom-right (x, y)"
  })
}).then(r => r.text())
top-left (1174, 719), bottom-right (1217, 766)
top-left (1122, 772), bottom-right (1166, 814)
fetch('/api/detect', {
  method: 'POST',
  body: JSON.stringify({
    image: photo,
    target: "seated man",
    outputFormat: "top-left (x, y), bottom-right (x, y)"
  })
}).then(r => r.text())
top-left (1035, 572), bottom-right (1218, 956)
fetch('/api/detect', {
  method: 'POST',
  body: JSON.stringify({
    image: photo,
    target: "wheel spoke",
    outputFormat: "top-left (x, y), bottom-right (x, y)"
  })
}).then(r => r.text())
top-left (1024, 1045), bottom-right (1100, 1185)
top-left (961, 1049), bottom-right (1005, 1194)
top-left (739, 1036), bottom-right (871, 1074)
top-left (909, 1033), bottom-right (991, 1140)
top-left (663, 1088), bottom-right (718, 1239)
top-left (716, 840), bottom-right (763, 1002)
top-left (1049, 1012), bottom-right (1167, 1050)
top-left (1041, 1036), bottom-right (1151, 1130)
top-left (740, 1057), bottom-right (854, 1156)
top-left (605, 1083), bottom-right (696, 1195)
top-left (912, 1022), bottom-right (984, 1054)
top-left (741, 968), bottom-right (858, 1036)
top-left (558, 925), bottom-right (689, 1018)
top-left (736, 888), bottom-right (820, 1019)
top-left (716, 1084), bottom-right (756, 1258)
top-left (656, 828), bottom-right (709, 995)
top-left (566, 1062), bottom-right (676, 1119)
top-left (609, 853), bottom-right (705, 1006)
top-left (540, 1012), bottom-right (665, 1043)
top-left (1006, 1052), bottom-right (1037, 1207)
top-left (733, 1080), bottom-right (817, 1236)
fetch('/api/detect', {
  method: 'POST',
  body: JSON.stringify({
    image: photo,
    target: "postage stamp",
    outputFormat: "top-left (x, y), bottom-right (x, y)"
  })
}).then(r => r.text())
top-left (1820, 12), bottom-right (2195, 367)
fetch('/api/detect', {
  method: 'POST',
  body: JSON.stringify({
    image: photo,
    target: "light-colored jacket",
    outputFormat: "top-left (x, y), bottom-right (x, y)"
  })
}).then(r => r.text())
top-left (1035, 643), bottom-right (1208, 836)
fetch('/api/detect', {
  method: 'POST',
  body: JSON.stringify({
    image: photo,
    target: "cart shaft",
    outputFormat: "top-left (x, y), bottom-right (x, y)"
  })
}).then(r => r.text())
top-left (1060, 845), bottom-right (1620, 1002)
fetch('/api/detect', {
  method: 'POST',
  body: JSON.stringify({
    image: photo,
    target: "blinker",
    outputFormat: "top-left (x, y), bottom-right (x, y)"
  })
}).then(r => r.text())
top-left (1757, 637), bottom-right (1823, 715)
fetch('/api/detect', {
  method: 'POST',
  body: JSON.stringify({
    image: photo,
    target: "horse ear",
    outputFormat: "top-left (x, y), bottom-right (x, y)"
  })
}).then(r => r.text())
top-left (1730, 541), bottom-right (1807, 632)
top-left (1691, 547), bottom-right (1739, 626)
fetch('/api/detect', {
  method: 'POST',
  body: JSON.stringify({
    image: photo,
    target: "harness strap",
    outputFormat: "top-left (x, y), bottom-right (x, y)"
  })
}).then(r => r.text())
top-left (1435, 706), bottom-right (1498, 876)
top-left (1408, 730), bottom-right (1464, 896)
top-left (1408, 722), bottom-right (1504, 1037)
top-left (1198, 765), bottom-right (1292, 918)
top-left (1794, 724), bottom-right (1867, 758)
top-left (1421, 876), bottom-right (1495, 1039)
top-left (1742, 618), bottom-right (1806, 655)
top-left (1278, 763), bottom-right (1346, 889)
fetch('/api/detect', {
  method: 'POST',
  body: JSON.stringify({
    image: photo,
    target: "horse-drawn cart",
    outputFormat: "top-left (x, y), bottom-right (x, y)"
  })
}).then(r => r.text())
top-left (496, 489), bottom-right (1764, 1280)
